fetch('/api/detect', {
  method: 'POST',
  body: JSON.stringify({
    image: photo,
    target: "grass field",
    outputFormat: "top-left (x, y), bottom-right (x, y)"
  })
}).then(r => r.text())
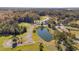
top-left (0, 22), bottom-right (55, 51)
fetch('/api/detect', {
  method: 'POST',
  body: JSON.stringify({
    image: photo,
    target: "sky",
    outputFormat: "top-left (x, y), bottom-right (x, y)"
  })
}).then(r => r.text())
top-left (0, 0), bottom-right (79, 7)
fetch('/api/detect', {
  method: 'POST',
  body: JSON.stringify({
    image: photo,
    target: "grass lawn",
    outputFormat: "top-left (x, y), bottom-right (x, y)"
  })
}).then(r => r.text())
top-left (0, 22), bottom-right (57, 51)
top-left (0, 22), bottom-right (47, 51)
top-left (40, 16), bottom-right (48, 20)
top-left (32, 27), bottom-right (57, 51)
top-left (18, 22), bottom-right (31, 28)
top-left (0, 35), bottom-right (13, 51)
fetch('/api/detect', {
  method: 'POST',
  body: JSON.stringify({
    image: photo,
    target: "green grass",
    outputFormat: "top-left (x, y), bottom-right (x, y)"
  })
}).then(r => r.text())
top-left (18, 23), bottom-right (30, 27)
top-left (40, 16), bottom-right (48, 20)
top-left (0, 22), bottom-right (57, 51)
top-left (0, 35), bottom-right (12, 51)
top-left (0, 23), bottom-right (42, 51)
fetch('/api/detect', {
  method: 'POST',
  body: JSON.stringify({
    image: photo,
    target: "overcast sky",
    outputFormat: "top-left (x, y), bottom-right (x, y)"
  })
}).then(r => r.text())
top-left (0, 0), bottom-right (79, 7)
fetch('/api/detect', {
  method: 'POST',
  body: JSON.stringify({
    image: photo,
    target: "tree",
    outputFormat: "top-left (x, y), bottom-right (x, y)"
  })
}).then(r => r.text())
top-left (41, 22), bottom-right (44, 30)
top-left (0, 20), bottom-right (27, 36)
top-left (39, 43), bottom-right (44, 51)
top-left (17, 17), bottom-right (24, 23)
top-left (55, 31), bottom-right (78, 51)
top-left (33, 30), bottom-right (36, 33)
top-left (48, 24), bottom-right (51, 28)
top-left (24, 15), bottom-right (32, 23)
top-left (12, 36), bottom-right (18, 48)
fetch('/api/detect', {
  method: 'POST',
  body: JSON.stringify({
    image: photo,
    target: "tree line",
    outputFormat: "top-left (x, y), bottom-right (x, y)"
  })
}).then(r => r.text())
top-left (0, 20), bottom-right (27, 36)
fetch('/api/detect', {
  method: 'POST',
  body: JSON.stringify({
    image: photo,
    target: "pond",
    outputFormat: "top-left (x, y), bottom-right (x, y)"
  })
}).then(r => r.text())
top-left (37, 28), bottom-right (53, 42)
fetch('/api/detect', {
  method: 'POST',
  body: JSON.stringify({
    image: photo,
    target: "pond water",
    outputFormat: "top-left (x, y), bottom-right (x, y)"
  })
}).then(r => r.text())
top-left (37, 28), bottom-right (53, 42)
